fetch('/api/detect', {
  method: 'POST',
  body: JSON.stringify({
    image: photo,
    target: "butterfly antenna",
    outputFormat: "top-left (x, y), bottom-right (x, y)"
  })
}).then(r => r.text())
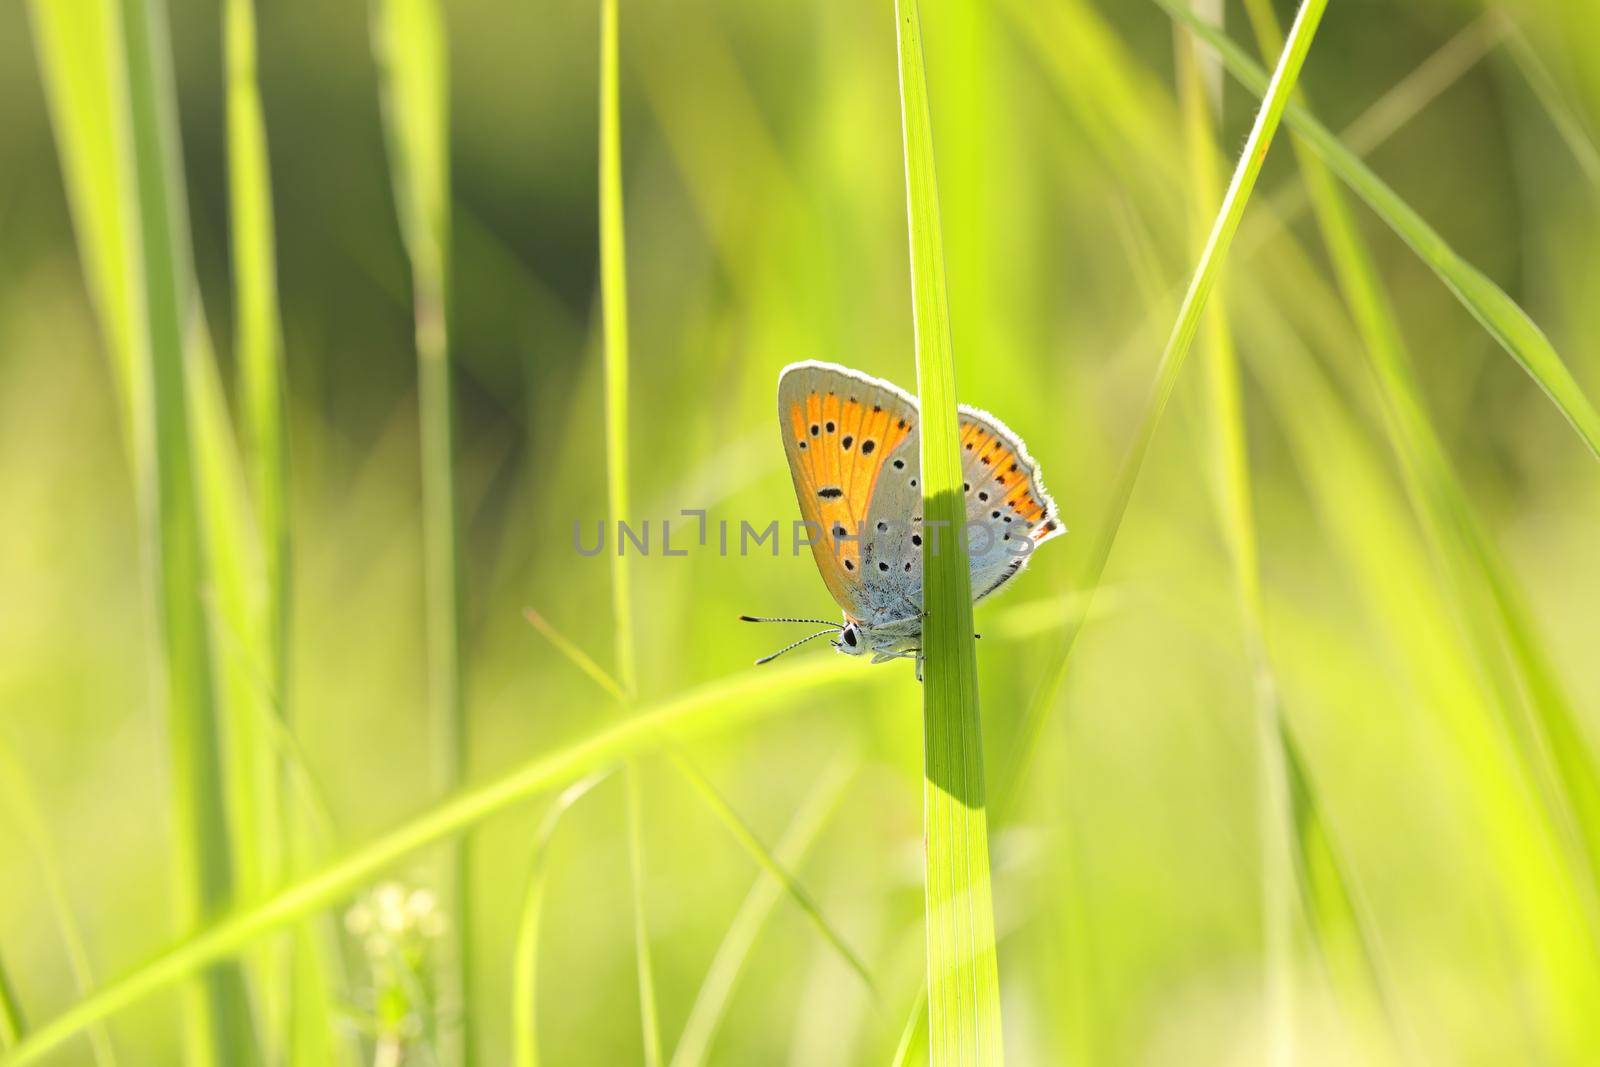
top-left (738, 614), bottom-right (841, 627)
top-left (754, 628), bottom-right (840, 666)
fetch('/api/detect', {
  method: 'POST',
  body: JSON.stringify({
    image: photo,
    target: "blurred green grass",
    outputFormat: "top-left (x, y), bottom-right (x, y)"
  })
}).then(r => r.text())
top-left (3, 0), bottom-right (1600, 1064)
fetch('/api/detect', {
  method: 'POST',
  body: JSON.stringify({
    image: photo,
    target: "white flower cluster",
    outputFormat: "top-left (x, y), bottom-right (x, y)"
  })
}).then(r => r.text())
top-left (345, 881), bottom-right (447, 962)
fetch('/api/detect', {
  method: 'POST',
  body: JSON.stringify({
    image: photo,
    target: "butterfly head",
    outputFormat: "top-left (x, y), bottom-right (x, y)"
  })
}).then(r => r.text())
top-left (833, 620), bottom-right (867, 657)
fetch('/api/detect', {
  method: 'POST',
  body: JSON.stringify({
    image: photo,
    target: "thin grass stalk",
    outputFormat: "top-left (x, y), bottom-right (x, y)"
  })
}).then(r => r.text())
top-left (598, 2), bottom-right (662, 1061)
top-left (998, 0), bottom-right (1330, 814)
top-left (888, 992), bottom-right (926, 1067)
top-left (1278, 728), bottom-right (1410, 1050)
top-left (1229, 0), bottom-right (1600, 951)
top-left (1502, 25), bottom-right (1600, 190)
top-left (511, 773), bottom-right (612, 1067)
top-left (1176, 19), bottom-right (1295, 1065)
top-left (893, 1), bottom-right (1002, 1062)
top-left (626, 772), bottom-right (664, 1067)
top-left (222, 0), bottom-right (287, 898)
top-left (669, 760), bottom-right (856, 1067)
top-left (0, 962), bottom-right (18, 1050)
top-left (601, 0), bottom-right (636, 702)
top-left (368, 0), bottom-right (467, 1057)
top-left (221, 1), bottom-right (320, 1055)
top-left (223, 0), bottom-right (286, 712)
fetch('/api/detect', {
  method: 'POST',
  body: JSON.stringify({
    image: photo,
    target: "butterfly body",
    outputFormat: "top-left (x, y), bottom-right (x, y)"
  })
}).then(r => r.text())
top-left (746, 361), bottom-right (1064, 673)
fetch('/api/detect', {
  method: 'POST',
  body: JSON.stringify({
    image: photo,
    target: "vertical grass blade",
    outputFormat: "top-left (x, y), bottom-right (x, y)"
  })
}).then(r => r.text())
top-left (1159, 0), bottom-right (1600, 460)
top-left (221, 1), bottom-right (326, 1055)
top-left (30, 0), bottom-right (257, 1060)
top-left (0, 960), bottom-right (18, 1050)
top-left (626, 772), bottom-right (663, 1067)
top-left (223, 0), bottom-right (287, 683)
top-left (120, 0), bottom-right (255, 1053)
top-left (1001, 0), bottom-right (1330, 811)
top-left (598, 2), bottom-right (659, 1060)
top-left (600, 0), bottom-right (636, 701)
top-left (1176, 19), bottom-right (1294, 1064)
top-left (511, 772), bottom-right (612, 1067)
top-left (369, 0), bottom-right (466, 1057)
top-left (894, 1), bottom-right (1003, 1062)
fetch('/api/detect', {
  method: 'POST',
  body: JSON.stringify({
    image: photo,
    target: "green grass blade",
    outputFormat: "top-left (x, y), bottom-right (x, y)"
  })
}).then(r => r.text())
top-left (30, 0), bottom-right (257, 1059)
top-left (1278, 729), bottom-right (1407, 1046)
top-left (668, 759), bottom-right (857, 1067)
top-left (894, 1), bottom-right (1003, 1061)
top-left (121, 0), bottom-right (257, 1052)
top-left (220, 9), bottom-right (310, 1056)
top-left (1000, 0), bottom-right (1330, 814)
top-left (25, 0), bottom-right (146, 448)
top-left (524, 609), bottom-right (630, 702)
top-left (512, 772), bottom-right (612, 1067)
top-left (888, 991), bottom-right (926, 1067)
top-left (1337, 12), bottom-right (1508, 158)
top-left (597, 3), bottom-right (661, 1060)
top-left (1503, 25), bottom-right (1600, 190)
top-left (223, 0), bottom-right (288, 684)
top-left (1176, 20), bottom-right (1294, 1062)
top-left (626, 769), bottom-right (664, 1067)
top-left (0, 959), bottom-right (18, 1050)
top-left (369, 0), bottom-right (466, 1056)
top-left (186, 321), bottom-right (273, 889)
top-left (0, 742), bottom-right (119, 1065)
top-left (1160, 0), bottom-right (1600, 460)
top-left (600, 0), bottom-right (636, 702)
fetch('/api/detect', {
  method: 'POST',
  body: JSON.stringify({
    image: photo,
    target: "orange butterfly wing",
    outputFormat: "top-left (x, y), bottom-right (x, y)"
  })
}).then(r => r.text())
top-left (777, 362), bottom-right (918, 616)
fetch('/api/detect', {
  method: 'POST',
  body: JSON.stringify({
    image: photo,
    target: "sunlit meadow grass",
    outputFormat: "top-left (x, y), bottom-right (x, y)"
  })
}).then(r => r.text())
top-left (4, 0), bottom-right (1600, 1064)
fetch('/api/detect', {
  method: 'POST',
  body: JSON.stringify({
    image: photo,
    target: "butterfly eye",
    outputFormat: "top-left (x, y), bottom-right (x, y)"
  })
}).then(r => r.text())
top-left (843, 628), bottom-right (858, 648)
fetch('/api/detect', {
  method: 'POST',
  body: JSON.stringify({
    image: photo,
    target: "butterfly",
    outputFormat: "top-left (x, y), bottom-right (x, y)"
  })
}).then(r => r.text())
top-left (742, 361), bottom-right (1064, 677)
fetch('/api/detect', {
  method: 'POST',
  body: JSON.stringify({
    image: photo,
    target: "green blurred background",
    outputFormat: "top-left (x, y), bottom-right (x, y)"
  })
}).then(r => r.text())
top-left (2, 0), bottom-right (1600, 1063)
